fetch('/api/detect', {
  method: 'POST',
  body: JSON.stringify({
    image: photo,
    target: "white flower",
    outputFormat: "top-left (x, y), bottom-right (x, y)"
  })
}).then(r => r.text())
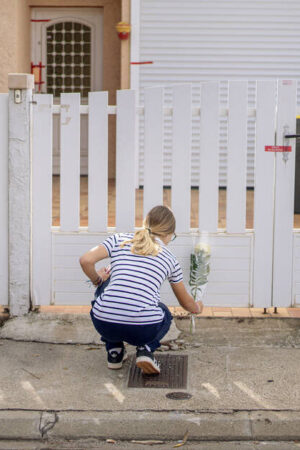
top-left (194, 242), bottom-right (211, 255)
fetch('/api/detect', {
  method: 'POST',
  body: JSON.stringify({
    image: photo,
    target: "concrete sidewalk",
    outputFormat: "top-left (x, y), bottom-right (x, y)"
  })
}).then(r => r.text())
top-left (0, 313), bottom-right (300, 445)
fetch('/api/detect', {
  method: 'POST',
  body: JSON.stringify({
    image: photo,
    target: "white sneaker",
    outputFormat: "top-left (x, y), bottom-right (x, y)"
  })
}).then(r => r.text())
top-left (107, 347), bottom-right (127, 369)
top-left (136, 346), bottom-right (160, 374)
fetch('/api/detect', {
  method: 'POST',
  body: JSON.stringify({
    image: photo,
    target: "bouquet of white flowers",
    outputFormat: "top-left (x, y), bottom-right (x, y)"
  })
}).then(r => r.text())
top-left (189, 242), bottom-right (211, 333)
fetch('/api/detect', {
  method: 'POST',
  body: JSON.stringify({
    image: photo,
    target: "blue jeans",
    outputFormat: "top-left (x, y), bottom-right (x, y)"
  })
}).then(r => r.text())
top-left (90, 279), bottom-right (173, 352)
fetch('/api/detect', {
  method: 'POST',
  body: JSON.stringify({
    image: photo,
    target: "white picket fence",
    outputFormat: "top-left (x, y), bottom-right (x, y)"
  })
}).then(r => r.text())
top-left (31, 80), bottom-right (299, 308)
top-left (0, 80), bottom-right (299, 310)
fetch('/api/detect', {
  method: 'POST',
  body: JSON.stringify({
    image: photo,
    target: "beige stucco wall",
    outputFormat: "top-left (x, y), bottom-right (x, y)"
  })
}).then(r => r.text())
top-left (0, 0), bottom-right (126, 178)
top-left (0, 0), bottom-right (122, 97)
top-left (121, 0), bottom-right (130, 89)
top-left (0, 0), bottom-right (32, 91)
top-left (0, 1), bottom-right (18, 92)
top-left (17, 0), bottom-right (32, 75)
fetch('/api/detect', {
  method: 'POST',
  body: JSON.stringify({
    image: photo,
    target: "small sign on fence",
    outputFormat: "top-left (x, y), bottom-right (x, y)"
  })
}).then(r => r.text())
top-left (265, 145), bottom-right (292, 152)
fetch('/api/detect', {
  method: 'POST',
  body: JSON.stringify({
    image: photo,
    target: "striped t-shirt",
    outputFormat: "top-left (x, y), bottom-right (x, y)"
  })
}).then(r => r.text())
top-left (92, 233), bottom-right (183, 325)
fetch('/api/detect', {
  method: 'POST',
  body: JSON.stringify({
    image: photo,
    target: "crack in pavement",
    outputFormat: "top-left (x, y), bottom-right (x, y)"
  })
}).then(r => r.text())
top-left (39, 411), bottom-right (58, 438)
top-left (2, 408), bottom-right (300, 413)
top-left (1, 337), bottom-right (300, 348)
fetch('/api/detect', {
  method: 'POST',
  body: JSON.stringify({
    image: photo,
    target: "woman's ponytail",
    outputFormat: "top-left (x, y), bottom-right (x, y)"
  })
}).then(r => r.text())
top-left (120, 227), bottom-right (160, 256)
top-left (120, 205), bottom-right (176, 256)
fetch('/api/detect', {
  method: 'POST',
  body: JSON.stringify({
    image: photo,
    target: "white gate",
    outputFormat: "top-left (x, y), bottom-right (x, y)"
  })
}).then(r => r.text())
top-left (30, 80), bottom-right (298, 308)
top-left (253, 80), bottom-right (297, 308)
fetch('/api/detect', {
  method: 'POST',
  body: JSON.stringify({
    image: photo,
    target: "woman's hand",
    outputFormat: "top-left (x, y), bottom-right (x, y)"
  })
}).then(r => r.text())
top-left (194, 301), bottom-right (203, 314)
top-left (171, 282), bottom-right (204, 314)
top-left (97, 266), bottom-right (111, 282)
top-left (79, 244), bottom-right (110, 285)
top-left (190, 301), bottom-right (203, 314)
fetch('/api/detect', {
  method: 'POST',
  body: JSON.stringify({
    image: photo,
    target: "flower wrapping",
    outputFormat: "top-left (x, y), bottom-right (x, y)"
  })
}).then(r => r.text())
top-left (189, 242), bottom-right (211, 333)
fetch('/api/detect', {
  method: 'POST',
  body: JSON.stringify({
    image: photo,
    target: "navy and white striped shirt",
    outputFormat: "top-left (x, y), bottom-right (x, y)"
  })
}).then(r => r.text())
top-left (92, 233), bottom-right (183, 325)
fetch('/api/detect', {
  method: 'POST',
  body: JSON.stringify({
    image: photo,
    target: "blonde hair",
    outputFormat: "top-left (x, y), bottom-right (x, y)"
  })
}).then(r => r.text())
top-left (120, 205), bottom-right (176, 256)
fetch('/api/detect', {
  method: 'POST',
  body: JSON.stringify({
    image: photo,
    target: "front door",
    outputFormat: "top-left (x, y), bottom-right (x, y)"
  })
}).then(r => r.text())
top-left (31, 7), bottom-right (103, 174)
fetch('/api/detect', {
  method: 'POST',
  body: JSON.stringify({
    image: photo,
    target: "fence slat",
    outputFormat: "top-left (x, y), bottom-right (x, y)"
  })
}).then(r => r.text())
top-left (143, 87), bottom-right (164, 217)
top-left (273, 80), bottom-right (297, 307)
top-left (60, 93), bottom-right (80, 231)
top-left (171, 84), bottom-right (192, 233)
top-left (88, 92), bottom-right (108, 232)
top-left (32, 94), bottom-right (53, 305)
top-left (0, 94), bottom-right (8, 306)
top-left (199, 82), bottom-right (219, 232)
top-left (116, 90), bottom-right (136, 231)
top-left (226, 81), bottom-right (248, 233)
top-left (253, 81), bottom-right (277, 308)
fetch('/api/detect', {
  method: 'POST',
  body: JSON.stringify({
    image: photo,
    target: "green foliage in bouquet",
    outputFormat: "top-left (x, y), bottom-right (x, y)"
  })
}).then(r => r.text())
top-left (189, 243), bottom-right (211, 301)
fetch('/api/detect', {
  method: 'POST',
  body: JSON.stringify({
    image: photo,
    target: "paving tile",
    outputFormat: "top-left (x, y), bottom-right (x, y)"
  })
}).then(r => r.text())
top-left (288, 309), bottom-right (300, 317)
top-left (267, 307), bottom-right (290, 317)
top-left (172, 306), bottom-right (188, 316)
top-left (201, 306), bottom-right (213, 316)
top-left (213, 311), bottom-right (233, 317)
top-left (39, 306), bottom-right (86, 314)
top-left (39, 306), bottom-right (59, 313)
top-left (231, 308), bottom-right (252, 317)
top-left (65, 307), bottom-right (86, 314)
top-left (213, 307), bottom-right (231, 312)
top-left (250, 308), bottom-right (271, 317)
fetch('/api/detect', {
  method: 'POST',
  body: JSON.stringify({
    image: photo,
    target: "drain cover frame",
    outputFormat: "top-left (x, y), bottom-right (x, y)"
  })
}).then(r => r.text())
top-left (127, 354), bottom-right (188, 389)
top-left (166, 392), bottom-right (192, 400)
top-left (166, 391), bottom-right (193, 400)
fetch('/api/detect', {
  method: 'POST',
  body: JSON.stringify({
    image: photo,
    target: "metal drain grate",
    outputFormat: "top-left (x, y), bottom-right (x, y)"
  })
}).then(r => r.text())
top-left (127, 354), bottom-right (188, 389)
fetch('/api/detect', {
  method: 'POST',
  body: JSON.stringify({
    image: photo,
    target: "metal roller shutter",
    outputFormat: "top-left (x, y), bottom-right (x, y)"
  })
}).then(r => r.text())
top-left (135, 0), bottom-right (300, 187)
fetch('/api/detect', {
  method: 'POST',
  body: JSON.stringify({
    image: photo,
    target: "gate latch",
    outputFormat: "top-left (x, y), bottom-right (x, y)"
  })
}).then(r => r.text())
top-left (283, 126), bottom-right (300, 163)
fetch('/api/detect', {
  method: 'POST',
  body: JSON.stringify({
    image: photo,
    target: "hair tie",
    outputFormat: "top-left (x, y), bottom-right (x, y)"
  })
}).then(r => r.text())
top-left (145, 227), bottom-right (152, 234)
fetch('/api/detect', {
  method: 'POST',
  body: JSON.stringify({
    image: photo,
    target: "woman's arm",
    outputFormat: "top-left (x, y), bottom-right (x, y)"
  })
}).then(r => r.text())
top-left (79, 244), bottom-right (110, 285)
top-left (170, 281), bottom-right (203, 314)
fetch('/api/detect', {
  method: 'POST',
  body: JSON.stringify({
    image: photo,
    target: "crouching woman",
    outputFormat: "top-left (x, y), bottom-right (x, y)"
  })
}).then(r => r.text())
top-left (79, 205), bottom-right (203, 375)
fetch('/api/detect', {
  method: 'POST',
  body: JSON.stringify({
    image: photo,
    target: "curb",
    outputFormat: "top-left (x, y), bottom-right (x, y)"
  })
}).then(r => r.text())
top-left (1, 410), bottom-right (300, 441)
top-left (0, 314), bottom-right (180, 345)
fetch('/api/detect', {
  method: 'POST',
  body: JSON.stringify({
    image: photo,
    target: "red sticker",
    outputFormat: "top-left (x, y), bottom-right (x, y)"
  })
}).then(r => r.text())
top-left (265, 145), bottom-right (292, 152)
